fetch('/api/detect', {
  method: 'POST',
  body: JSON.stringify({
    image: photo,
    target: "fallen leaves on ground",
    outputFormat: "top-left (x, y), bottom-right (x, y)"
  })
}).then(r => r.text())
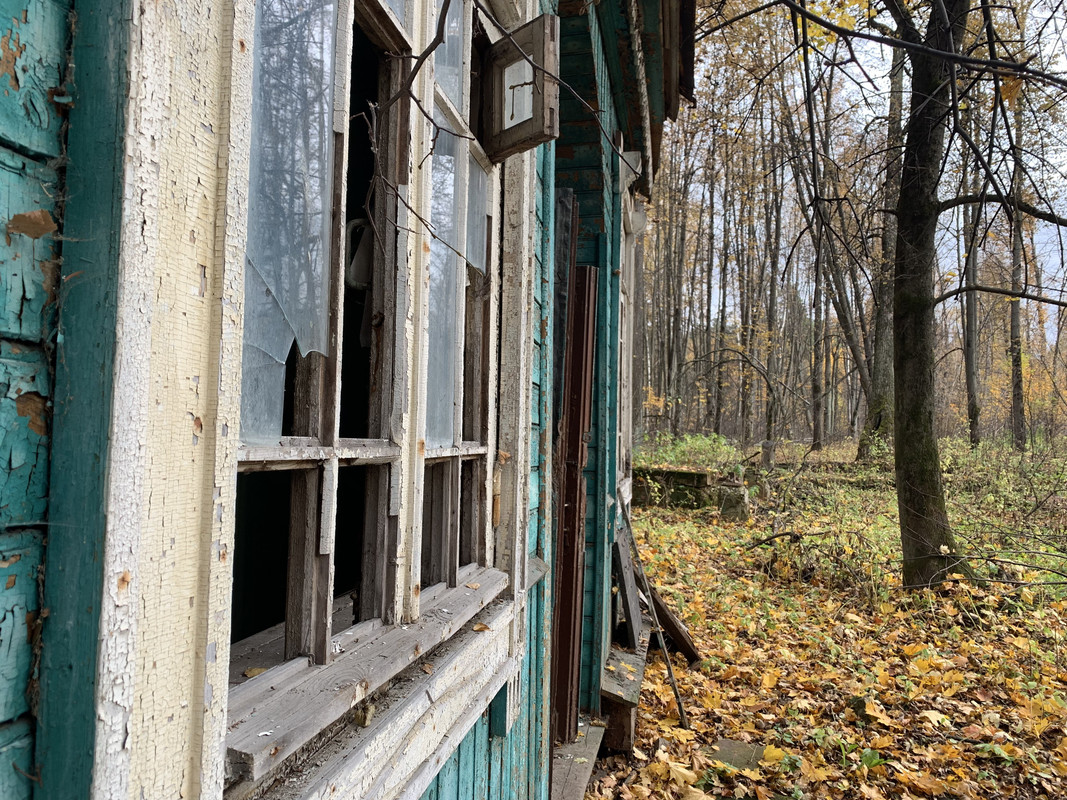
top-left (586, 476), bottom-right (1067, 800)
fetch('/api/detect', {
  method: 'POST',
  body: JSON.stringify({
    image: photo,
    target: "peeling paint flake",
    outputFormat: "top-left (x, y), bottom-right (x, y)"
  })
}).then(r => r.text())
top-left (6, 208), bottom-right (56, 240)
top-left (0, 30), bottom-right (25, 91)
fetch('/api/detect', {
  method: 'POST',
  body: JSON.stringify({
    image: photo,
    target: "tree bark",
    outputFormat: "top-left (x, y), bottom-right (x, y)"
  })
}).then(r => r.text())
top-left (893, 0), bottom-right (973, 588)
top-left (1010, 100), bottom-right (1027, 451)
top-left (858, 45), bottom-right (904, 460)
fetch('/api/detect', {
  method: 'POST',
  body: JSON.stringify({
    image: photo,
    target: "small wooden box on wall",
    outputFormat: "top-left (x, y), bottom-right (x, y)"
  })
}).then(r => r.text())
top-left (482, 14), bottom-right (560, 163)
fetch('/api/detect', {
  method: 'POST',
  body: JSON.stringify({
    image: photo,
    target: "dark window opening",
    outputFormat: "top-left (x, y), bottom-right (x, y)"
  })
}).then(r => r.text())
top-left (421, 461), bottom-right (455, 588)
top-left (340, 25), bottom-right (382, 439)
top-left (468, 16), bottom-right (490, 140)
top-left (334, 465), bottom-right (372, 626)
top-left (281, 340), bottom-right (298, 436)
top-left (459, 459), bottom-right (482, 566)
top-left (231, 471), bottom-right (291, 643)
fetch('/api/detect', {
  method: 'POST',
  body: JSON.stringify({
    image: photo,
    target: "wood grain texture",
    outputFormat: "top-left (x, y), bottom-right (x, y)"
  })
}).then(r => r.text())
top-left (0, 0), bottom-right (68, 158)
top-left (0, 530), bottom-right (42, 722)
top-left (0, 718), bottom-right (34, 799)
top-left (227, 570), bottom-right (508, 781)
top-left (35, 2), bottom-right (126, 796)
top-left (0, 145), bottom-right (59, 343)
top-left (0, 342), bottom-right (48, 527)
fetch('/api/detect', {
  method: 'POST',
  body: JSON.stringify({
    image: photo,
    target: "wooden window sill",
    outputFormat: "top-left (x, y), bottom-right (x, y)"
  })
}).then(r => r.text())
top-left (237, 439), bottom-right (399, 471)
top-left (225, 566), bottom-right (508, 784)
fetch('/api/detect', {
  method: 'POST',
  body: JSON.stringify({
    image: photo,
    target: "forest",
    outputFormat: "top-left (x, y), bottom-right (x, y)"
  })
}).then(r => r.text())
top-left (635, 0), bottom-right (1067, 585)
top-left (602, 1), bottom-right (1067, 797)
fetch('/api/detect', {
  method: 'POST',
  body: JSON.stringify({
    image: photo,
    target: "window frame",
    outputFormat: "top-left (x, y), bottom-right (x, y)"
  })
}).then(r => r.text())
top-left (419, 20), bottom-right (498, 597)
top-left (223, 0), bottom-right (516, 790)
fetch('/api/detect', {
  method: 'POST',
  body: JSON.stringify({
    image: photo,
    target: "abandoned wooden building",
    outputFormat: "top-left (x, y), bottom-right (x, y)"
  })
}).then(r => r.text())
top-left (0, 0), bottom-right (693, 797)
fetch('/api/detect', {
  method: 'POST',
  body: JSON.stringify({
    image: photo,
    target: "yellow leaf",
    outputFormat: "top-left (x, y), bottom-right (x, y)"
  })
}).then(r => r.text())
top-left (739, 767), bottom-right (762, 780)
top-left (760, 745), bottom-right (786, 765)
top-left (800, 758), bottom-right (830, 782)
top-left (920, 710), bottom-right (951, 727)
top-left (761, 670), bottom-right (780, 690)
top-left (1001, 75), bottom-right (1024, 110)
top-left (669, 762), bottom-right (698, 784)
top-left (465, 582), bottom-right (481, 590)
top-left (243, 667), bottom-right (268, 678)
top-left (473, 622), bottom-right (491, 632)
top-left (422, 663), bottom-right (434, 674)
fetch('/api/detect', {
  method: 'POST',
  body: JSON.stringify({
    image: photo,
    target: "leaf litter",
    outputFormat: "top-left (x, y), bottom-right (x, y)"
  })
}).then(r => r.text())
top-left (585, 462), bottom-right (1067, 800)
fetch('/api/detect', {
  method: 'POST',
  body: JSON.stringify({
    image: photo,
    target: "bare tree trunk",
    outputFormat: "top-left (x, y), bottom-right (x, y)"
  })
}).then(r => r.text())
top-left (962, 169), bottom-right (982, 448)
top-left (893, 0), bottom-right (974, 588)
top-left (858, 47), bottom-right (904, 459)
top-left (812, 239), bottom-right (825, 450)
top-left (1010, 100), bottom-right (1027, 451)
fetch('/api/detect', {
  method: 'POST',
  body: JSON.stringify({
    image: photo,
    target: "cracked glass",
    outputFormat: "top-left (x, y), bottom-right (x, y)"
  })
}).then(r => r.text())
top-left (241, 0), bottom-right (338, 443)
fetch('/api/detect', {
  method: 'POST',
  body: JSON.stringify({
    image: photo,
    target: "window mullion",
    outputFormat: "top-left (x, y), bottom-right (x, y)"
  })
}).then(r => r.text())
top-left (285, 468), bottom-right (332, 664)
top-left (447, 458), bottom-right (462, 586)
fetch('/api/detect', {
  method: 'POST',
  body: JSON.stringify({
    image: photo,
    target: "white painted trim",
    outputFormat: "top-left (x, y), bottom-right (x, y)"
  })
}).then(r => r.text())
top-left (89, 3), bottom-right (158, 795)
top-left (198, 1), bottom-right (257, 793)
top-left (244, 602), bottom-right (517, 800)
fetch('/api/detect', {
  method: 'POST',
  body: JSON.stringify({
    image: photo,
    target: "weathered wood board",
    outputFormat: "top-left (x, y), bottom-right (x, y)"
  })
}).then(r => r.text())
top-left (649, 585), bottom-right (701, 664)
top-left (0, 530), bottom-right (41, 722)
top-left (1, 145), bottom-right (59, 343)
top-left (600, 617), bottom-right (650, 709)
top-left (0, 0), bottom-right (69, 158)
top-left (0, 718), bottom-right (33, 799)
top-left (0, 341), bottom-right (49, 526)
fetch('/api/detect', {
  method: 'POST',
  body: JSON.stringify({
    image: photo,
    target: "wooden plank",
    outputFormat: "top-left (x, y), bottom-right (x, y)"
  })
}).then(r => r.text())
top-left (550, 264), bottom-right (598, 744)
top-left (472, 714), bottom-right (489, 800)
top-left (611, 525), bottom-right (641, 649)
top-left (0, 342), bottom-right (49, 527)
top-left (226, 569), bottom-right (509, 781)
top-left (649, 583), bottom-right (701, 664)
top-left (244, 609), bottom-right (516, 800)
top-left (437, 736), bottom-right (458, 800)
top-left (0, 718), bottom-right (33, 799)
top-left (549, 720), bottom-right (604, 800)
top-left (285, 469), bottom-right (332, 664)
top-left (0, 146), bottom-right (59, 343)
top-left (0, 0), bottom-right (68, 159)
top-left (34, 4), bottom-right (124, 798)
top-left (0, 530), bottom-right (42, 722)
top-left (599, 617), bottom-right (651, 709)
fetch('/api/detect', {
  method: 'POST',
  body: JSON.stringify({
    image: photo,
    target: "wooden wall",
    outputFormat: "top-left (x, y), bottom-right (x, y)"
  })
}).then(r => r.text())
top-left (555, 0), bottom-right (622, 715)
top-left (0, 2), bottom-right (71, 796)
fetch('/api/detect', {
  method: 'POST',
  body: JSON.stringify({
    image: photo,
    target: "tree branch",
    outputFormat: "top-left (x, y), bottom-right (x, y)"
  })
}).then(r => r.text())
top-left (935, 284), bottom-right (1067, 309)
top-left (939, 193), bottom-right (1067, 227)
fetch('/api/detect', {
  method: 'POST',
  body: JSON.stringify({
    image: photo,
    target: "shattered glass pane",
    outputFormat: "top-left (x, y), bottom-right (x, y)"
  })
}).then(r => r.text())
top-left (435, 0), bottom-right (465, 110)
top-left (426, 112), bottom-right (461, 447)
top-left (385, 0), bottom-right (408, 27)
top-left (466, 153), bottom-right (487, 274)
top-left (241, 0), bottom-right (337, 443)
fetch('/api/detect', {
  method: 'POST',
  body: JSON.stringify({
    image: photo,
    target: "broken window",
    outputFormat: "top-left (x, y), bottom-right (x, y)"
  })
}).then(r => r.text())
top-left (225, 0), bottom-right (508, 788)
top-left (241, 0), bottom-right (337, 443)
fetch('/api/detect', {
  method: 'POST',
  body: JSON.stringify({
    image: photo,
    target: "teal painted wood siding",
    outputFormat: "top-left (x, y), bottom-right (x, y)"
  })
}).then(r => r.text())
top-left (33, 3), bottom-right (128, 799)
top-left (0, 2), bottom-right (71, 795)
top-left (556, 0), bottom-right (621, 714)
